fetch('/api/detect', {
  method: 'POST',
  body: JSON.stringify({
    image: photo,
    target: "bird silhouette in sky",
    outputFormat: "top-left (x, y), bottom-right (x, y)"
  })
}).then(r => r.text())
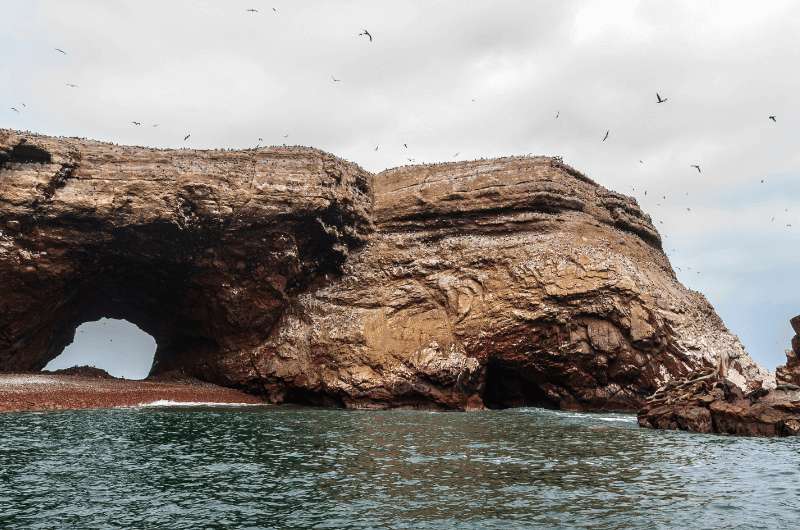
top-left (152, 124), bottom-right (159, 127)
top-left (656, 92), bottom-right (668, 103)
top-left (331, 75), bottom-right (341, 82)
top-left (131, 121), bottom-right (141, 126)
top-left (55, 48), bottom-right (66, 55)
top-left (272, 7), bottom-right (278, 14)
top-left (65, 83), bottom-right (78, 88)
top-left (374, 145), bottom-right (379, 151)
top-left (10, 107), bottom-right (19, 113)
top-left (691, 164), bottom-right (701, 173)
top-left (246, 8), bottom-right (258, 13)
top-left (359, 29), bottom-right (373, 42)
top-left (283, 133), bottom-right (289, 138)
top-left (403, 143), bottom-right (408, 149)
top-left (453, 152), bottom-right (460, 157)
top-left (555, 111), bottom-right (560, 119)
top-left (769, 115), bottom-right (777, 122)
top-left (602, 130), bottom-right (609, 142)
top-left (184, 134), bottom-right (191, 141)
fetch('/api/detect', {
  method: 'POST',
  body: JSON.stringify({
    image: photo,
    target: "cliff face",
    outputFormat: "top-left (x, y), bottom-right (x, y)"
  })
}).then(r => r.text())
top-left (0, 130), bottom-right (768, 410)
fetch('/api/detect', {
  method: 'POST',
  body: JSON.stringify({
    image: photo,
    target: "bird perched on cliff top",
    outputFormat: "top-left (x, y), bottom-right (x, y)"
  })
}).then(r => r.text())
top-left (656, 92), bottom-right (668, 103)
top-left (55, 48), bottom-right (67, 55)
top-left (769, 115), bottom-right (777, 122)
top-left (602, 130), bottom-right (609, 142)
top-left (184, 134), bottom-right (191, 141)
top-left (690, 164), bottom-right (701, 173)
top-left (359, 29), bottom-right (373, 42)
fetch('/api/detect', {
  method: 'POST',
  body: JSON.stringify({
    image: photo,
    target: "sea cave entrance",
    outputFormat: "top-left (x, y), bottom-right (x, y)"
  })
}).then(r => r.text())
top-left (43, 319), bottom-right (157, 380)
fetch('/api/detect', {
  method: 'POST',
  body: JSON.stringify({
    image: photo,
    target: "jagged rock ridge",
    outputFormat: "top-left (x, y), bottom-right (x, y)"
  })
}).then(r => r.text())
top-left (0, 130), bottom-right (768, 410)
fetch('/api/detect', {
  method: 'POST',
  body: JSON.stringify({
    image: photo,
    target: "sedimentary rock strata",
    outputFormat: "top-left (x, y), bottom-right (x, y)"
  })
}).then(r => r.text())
top-left (0, 129), bottom-right (768, 410)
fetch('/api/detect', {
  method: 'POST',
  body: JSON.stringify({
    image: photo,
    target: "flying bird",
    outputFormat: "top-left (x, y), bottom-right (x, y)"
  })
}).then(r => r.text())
top-left (602, 130), bottom-right (609, 142)
top-left (184, 134), bottom-right (191, 141)
top-left (374, 145), bottom-right (379, 151)
top-left (10, 107), bottom-right (19, 113)
top-left (283, 133), bottom-right (289, 138)
top-left (555, 110), bottom-right (560, 119)
top-left (65, 83), bottom-right (79, 88)
top-left (690, 164), bottom-right (701, 173)
top-left (152, 124), bottom-right (159, 127)
top-left (403, 143), bottom-right (408, 149)
top-left (55, 48), bottom-right (67, 55)
top-left (656, 93), bottom-right (668, 103)
top-left (769, 115), bottom-right (777, 122)
top-left (272, 7), bottom-right (278, 14)
top-left (453, 152), bottom-right (460, 157)
top-left (359, 29), bottom-right (373, 42)
top-left (246, 8), bottom-right (258, 12)
top-left (131, 121), bottom-right (141, 126)
top-left (331, 75), bottom-right (341, 82)
top-left (20, 103), bottom-right (26, 108)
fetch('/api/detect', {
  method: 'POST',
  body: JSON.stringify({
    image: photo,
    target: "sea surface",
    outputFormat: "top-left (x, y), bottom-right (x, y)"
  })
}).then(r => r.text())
top-left (1, 405), bottom-right (799, 529)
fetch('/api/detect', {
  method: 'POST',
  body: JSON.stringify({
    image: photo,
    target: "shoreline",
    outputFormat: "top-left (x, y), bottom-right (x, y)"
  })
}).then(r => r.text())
top-left (0, 373), bottom-right (265, 413)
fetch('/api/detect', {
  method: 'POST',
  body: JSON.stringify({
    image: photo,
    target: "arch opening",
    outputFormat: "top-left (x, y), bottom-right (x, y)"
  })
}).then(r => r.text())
top-left (43, 318), bottom-right (157, 380)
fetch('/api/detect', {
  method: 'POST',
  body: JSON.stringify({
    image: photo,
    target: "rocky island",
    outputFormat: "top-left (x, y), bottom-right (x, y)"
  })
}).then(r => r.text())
top-left (0, 129), bottom-right (775, 418)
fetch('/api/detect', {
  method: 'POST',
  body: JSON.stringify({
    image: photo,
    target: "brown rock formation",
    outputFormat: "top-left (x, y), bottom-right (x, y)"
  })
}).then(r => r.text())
top-left (776, 315), bottom-right (800, 386)
top-left (0, 129), bottom-right (768, 410)
top-left (638, 368), bottom-right (800, 436)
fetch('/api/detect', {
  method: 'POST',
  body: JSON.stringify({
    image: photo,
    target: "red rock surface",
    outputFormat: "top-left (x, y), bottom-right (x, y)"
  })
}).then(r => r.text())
top-left (0, 373), bottom-right (265, 412)
top-left (0, 130), bottom-right (769, 411)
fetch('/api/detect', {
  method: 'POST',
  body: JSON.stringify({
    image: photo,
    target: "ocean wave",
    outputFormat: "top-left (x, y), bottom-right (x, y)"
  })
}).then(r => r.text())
top-left (127, 400), bottom-right (268, 409)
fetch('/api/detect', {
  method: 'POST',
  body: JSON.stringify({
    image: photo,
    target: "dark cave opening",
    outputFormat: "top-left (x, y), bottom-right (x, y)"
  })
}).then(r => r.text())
top-left (482, 358), bottom-right (556, 409)
top-left (4, 143), bottom-right (53, 165)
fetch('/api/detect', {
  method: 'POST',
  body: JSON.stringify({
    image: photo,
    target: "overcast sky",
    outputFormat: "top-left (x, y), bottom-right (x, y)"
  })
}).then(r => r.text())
top-left (5, 0), bottom-right (798, 378)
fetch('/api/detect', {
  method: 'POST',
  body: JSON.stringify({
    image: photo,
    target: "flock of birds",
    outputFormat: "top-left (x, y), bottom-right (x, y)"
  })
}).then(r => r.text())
top-left (4, 8), bottom-right (793, 240)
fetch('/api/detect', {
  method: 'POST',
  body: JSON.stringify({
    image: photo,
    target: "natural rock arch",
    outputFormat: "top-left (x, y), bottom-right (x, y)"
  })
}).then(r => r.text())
top-left (0, 129), bottom-right (768, 409)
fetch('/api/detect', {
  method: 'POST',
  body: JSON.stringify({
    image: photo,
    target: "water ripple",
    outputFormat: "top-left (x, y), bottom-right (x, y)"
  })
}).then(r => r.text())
top-left (1, 406), bottom-right (798, 529)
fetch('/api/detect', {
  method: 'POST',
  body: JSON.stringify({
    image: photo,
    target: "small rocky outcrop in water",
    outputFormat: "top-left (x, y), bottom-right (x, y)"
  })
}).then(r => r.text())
top-left (0, 129), bottom-right (769, 410)
top-left (639, 316), bottom-right (800, 436)
top-left (638, 369), bottom-right (800, 436)
top-left (776, 315), bottom-right (800, 386)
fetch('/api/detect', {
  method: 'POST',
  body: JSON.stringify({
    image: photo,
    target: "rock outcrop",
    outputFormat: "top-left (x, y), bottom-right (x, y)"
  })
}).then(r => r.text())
top-left (639, 316), bottom-right (800, 436)
top-left (776, 316), bottom-right (800, 386)
top-left (0, 129), bottom-right (768, 410)
top-left (638, 368), bottom-right (800, 437)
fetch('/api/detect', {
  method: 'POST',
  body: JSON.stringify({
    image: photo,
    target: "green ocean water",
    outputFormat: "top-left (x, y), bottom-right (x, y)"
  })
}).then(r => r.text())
top-left (1, 405), bottom-right (798, 529)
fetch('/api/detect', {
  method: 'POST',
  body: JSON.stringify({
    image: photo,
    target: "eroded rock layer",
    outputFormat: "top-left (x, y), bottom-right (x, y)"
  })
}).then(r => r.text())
top-left (0, 130), bottom-right (768, 410)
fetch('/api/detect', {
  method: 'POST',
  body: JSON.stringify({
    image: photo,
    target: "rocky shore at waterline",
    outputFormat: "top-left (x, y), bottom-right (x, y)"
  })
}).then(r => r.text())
top-left (0, 373), bottom-right (265, 413)
top-left (638, 316), bottom-right (800, 437)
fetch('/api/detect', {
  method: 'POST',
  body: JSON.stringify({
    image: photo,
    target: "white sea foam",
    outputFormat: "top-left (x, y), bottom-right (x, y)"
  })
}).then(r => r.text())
top-left (129, 400), bottom-right (268, 408)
